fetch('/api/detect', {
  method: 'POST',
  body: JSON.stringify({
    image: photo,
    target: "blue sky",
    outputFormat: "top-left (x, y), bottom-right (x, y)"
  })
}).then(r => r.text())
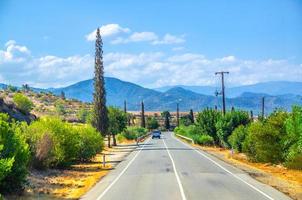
top-left (0, 0), bottom-right (302, 88)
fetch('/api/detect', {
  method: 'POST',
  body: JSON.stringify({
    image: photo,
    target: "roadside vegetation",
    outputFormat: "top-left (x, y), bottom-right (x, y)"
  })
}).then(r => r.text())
top-left (175, 106), bottom-right (302, 170)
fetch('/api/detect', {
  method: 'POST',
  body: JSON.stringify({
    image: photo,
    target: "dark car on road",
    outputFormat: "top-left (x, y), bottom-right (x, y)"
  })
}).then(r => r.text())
top-left (152, 130), bottom-right (161, 139)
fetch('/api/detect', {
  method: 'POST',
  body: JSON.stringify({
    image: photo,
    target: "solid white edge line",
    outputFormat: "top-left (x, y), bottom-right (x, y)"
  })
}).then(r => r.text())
top-left (163, 137), bottom-right (187, 200)
top-left (96, 137), bottom-right (151, 200)
top-left (172, 133), bottom-right (275, 200)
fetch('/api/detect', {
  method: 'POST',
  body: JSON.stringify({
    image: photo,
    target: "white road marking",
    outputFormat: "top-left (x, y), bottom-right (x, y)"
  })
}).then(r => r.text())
top-left (172, 133), bottom-right (275, 200)
top-left (96, 137), bottom-right (151, 200)
top-left (163, 137), bottom-right (187, 200)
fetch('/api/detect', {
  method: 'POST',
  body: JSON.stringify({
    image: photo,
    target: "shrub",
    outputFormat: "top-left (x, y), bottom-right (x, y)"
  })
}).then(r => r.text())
top-left (228, 125), bottom-right (247, 152)
top-left (13, 93), bottom-right (33, 114)
top-left (55, 100), bottom-right (66, 115)
top-left (122, 126), bottom-right (147, 140)
top-left (193, 135), bottom-right (214, 145)
top-left (75, 125), bottom-right (103, 161)
top-left (284, 106), bottom-right (302, 169)
top-left (0, 113), bottom-right (30, 193)
top-left (25, 117), bottom-right (103, 168)
top-left (147, 117), bottom-right (159, 130)
top-left (196, 108), bottom-right (221, 144)
top-left (216, 110), bottom-right (250, 148)
top-left (243, 121), bottom-right (283, 163)
top-left (77, 108), bottom-right (92, 123)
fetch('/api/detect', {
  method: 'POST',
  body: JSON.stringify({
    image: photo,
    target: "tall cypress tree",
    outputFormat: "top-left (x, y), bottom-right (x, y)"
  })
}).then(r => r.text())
top-left (189, 109), bottom-right (194, 124)
top-left (176, 103), bottom-right (180, 127)
top-left (93, 28), bottom-right (109, 145)
top-left (141, 101), bottom-right (146, 128)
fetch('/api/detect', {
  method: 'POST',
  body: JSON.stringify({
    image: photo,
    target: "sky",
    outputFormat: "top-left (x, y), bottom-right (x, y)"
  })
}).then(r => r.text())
top-left (0, 0), bottom-right (302, 88)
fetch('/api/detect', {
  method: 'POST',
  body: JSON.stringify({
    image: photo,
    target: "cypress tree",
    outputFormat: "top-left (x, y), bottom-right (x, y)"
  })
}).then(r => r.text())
top-left (93, 28), bottom-right (109, 146)
top-left (176, 103), bottom-right (180, 127)
top-left (141, 101), bottom-right (146, 128)
top-left (189, 109), bottom-right (194, 124)
top-left (60, 91), bottom-right (65, 100)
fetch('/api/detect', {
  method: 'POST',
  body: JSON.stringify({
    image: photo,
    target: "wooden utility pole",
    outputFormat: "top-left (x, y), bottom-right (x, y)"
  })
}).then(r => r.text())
top-left (215, 71), bottom-right (229, 115)
top-left (176, 103), bottom-right (180, 127)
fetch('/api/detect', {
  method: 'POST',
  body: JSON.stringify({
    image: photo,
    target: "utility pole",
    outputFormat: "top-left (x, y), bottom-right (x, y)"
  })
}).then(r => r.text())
top-left (215, 71), bottom-right (229, 115)
top-left (176, 103), bottom-right (180, 127)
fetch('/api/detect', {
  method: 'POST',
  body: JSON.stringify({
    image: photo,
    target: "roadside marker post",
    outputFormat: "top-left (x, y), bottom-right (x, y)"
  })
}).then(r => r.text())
top-left (102, 154), bottom-right (106, 168)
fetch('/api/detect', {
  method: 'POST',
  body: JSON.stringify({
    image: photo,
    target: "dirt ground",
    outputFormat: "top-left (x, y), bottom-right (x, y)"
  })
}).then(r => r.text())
top-left (5, 140), bottom-right (138, 200)
top-left (197, 145), bottom-right (302, 200)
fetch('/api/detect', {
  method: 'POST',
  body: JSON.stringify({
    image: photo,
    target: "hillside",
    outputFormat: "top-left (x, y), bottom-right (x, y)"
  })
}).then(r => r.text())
top-left (155, 81), bottom-right (302, 97)
top-left (1, 78), bottom-right (301, 113)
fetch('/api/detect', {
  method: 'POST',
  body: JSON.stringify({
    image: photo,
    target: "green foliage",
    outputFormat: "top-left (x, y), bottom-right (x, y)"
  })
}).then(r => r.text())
top-left (0, 113), bottom-right (30, 193)
top-left (228, 125), bottom-right (247, 152)
top-left (180, 114), bottom-right (193, 126)
top-left (193, 135), bottom-right (214, 145)
top-left (122, 126), bottom-right (147, 140)
top-left (13, 93), bottom-right (33, 114)
top-left (7, 85), bottom-right (18, 92)
top-left (284, 106), bottom-right (302, 169)
top-left (216, 110), bottom-right (250, 148)
top-left (196, 108), bottom-right (221, 144)
top-left (25, 117), bottom-right (103, 168)
top-left (54, 100), bottom-right (66, 115)
top-left (77, 108), bottom-right (92, 123)
top-left (161, 111), bottom-right (171, 130)
top-left (147, 116), bottom-right (159, 130)
top-left (75, 125), bottom-right (103, 161)
top-left (108, 107), bottom-right (127, 135)
top-left (174, 125), bottom-right (213, 145)
top-left (242, 110), bottom-right (288, 164)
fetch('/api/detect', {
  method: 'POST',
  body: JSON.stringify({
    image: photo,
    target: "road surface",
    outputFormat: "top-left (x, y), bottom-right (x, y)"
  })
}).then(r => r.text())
top-left (82, 132), bottom-right (291, 200)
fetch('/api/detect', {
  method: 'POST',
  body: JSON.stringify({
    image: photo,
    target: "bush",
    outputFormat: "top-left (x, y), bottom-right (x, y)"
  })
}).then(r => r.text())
top-left (122, 126), bottom-right (147, 140)
top-left (228, 125), bottom-right (247, 152)
top-left (0, 113), bottom-right (30, 193)
top-left (243, 121), bottom-right (283, 163)
top-left (75, 125), bottom-right (103, 161)
top-left (216, 110), bottom-right (250, 148)
top-left (147, 117), bottom-right (159, 130)
top-left (77, 108), bottom-right (92, 123)
top-left (25, 117), bottom-right (103, 168)
top-left (193, 135), bottom-right (214, 145)
top-left (284, 106), bottom-right (302, 169)
top-left (196, 108), bottom-right (221, 144)
top-left (54, 100), bottom-right (66, 115)
top-left (13, 93), bottom-right (33, 114)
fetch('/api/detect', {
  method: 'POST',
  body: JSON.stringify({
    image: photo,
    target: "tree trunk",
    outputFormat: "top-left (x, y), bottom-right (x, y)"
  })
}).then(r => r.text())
top-left (107, 134), bottom-right (111, 148)
top-left (113, 134), bottom-right (117, 146)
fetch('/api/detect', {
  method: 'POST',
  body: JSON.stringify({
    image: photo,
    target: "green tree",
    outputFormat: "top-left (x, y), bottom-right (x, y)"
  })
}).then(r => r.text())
top-left (13, 93), bottom-right (33, 114)
top-left (0, 113), bottom-right (30, 193)
top-left (161, 111), bottom-right (171, 130)
top-left (228, 125), bottom-right (247, 152)
top-left (284, 106), bottom-right (302, 169)
top-left (196, 108), bottom-right (221, 145)
top-left (180, 114), bottom-right (193, 126)
top-left (141, 101), bottom-right (145, 128)
top-left (147, 116), bottom-right (159, 130)
top-left (77, 108), bottom-right (92, 123)
top-left (108, 107), bottom-right (127, 146)
top-left (189, 109), bottom-right (194, 123)
top-left (92, 28), bottom-right (109, 146)
top-left (216, 110), bottom-right (250, 147)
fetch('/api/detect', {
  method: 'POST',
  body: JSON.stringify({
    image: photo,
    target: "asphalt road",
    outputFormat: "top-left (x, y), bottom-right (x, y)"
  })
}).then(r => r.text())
top-left (81, 132), bottom-right (291, 200)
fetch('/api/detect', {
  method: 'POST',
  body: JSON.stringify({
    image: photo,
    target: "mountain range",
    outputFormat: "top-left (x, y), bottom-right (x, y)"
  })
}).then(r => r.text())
top-left (1, 78), bottom-right (301, 113)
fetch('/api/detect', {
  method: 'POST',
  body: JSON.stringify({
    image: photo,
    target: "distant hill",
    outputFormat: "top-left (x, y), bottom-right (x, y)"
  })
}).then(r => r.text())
top-left (1, 79), bottom-right (301, 113)
top-left (155, 81), bottom-right (302, 97)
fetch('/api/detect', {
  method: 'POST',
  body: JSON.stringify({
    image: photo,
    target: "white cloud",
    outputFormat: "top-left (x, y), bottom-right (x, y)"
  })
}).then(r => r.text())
top-left (172, 47), bottom-right (185, 51)
top-left (110, 31), bottom-right (185, 45)
top-left (86, 24), bottom-right (130, 41)
top-left (1, 40), bottom-right (301, 88)
top-left (152, 34), bottom-right (185, 45)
